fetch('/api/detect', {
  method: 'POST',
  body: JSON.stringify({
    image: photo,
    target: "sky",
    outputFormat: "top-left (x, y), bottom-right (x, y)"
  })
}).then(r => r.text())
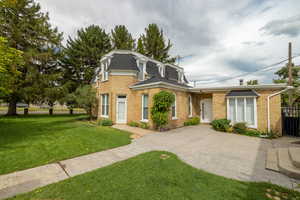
top-left (36, 0), bottom-right (300, 86)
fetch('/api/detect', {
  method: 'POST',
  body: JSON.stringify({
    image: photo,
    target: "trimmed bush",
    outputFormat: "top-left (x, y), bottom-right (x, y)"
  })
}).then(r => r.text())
top-left (233, 122), bottom-right (247, 134)
top-left (128, 121), bottom-right (139, 127)
top-left (211, 119), bottom-right (231, 132)
top-left (99, 119), bottom-right (113, 126)
top-left (244, 129), bottom-right (261, 137)
top-left (151, 91), bottom-right (175, 130)
top-left (184, 117), bottom-right (200, 126)
top-left (140, 122), bottom-right (149, 129)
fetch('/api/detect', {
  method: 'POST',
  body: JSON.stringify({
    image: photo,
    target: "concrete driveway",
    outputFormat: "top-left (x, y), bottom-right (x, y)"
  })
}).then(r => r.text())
top-left (1, 125), bottom-right (300, 199)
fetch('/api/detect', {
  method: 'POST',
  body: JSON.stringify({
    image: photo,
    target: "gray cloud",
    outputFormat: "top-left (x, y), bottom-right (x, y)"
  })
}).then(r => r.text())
top-left (260, 15), bottom-right (300, 37)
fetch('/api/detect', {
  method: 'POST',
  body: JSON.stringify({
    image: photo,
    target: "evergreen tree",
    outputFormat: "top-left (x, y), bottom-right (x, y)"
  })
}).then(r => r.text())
top-left (247, 80), bottom-right (258, 85)
top-left (62, 25), bottom-right (111, 87)
top-left (138, 24), bottom-right (175, 63)
top-left (0, 0), bottom-right (62, 115)
top-left (111, 25), bottom-right (135, 50)
top-left (136, 37), bottom-right (145, 55)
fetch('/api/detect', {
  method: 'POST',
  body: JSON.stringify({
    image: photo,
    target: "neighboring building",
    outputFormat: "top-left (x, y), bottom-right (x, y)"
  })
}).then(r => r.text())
top-left (92, 50), bottom-right (289, 135)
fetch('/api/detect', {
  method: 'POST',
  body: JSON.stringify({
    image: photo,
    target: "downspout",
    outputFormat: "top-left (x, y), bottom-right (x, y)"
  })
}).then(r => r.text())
top-left (267, 86), bottom-right (293, 132)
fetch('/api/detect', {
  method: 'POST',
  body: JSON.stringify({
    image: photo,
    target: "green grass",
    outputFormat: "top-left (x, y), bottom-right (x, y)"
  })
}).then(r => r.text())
top-left (0, 106), bottom-right (85, 112)
top-left (7, 151), bottom-right (300, 200)
top-left (0, 115), bottom-right (131, 175)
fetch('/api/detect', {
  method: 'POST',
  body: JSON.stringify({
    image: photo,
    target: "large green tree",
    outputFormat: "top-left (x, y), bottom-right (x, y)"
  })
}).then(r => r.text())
top-left (0, 37), bottom-right (24, 97)
top-left (0, 0), bottom-right (62, 115)
top-left (137, 24), bottom-right (175, 63)
top-left (62, 25), bottom-right (111, 88)
top-left (111, 25), bottom-right (135, 50)
top-left (273, 63), bottom-right (300, 105)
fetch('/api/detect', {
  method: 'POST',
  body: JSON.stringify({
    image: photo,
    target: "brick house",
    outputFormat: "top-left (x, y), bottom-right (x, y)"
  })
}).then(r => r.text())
top-left (92, 50), bottom-right (290, 135)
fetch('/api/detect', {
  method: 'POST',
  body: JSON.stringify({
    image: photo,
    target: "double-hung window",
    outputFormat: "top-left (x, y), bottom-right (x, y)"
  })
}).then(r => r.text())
top-left (188, 95), bottom-right (192, 117)
top-left (138, 61), bottom-right (144, 81)
top-left (227, 97), bottom-right (257, 128)
top-left (142, 94), bottom-right (149, 121)
top-left (102, 61), bottom-right (109, 81)
top-left (172, 94), bottom-right (177, 119)
top-left (101, 94), bottom-right (109, 117)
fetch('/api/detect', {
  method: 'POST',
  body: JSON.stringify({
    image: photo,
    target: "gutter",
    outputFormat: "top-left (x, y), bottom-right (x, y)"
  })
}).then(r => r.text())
top-left (267, 86), bottom-right (293, 132)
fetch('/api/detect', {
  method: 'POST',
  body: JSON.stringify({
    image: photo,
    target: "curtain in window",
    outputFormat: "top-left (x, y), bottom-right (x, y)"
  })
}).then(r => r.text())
top-left (246, 98), bottom-right (254, 126)
top-left (228, 98), bottom-right (236, 122)
top-left (143, 95), bottom-right (149, 120)
top-left (237, 98), bottom-right (245, 122)
top-left (101, 94), bottom-right (109, 116)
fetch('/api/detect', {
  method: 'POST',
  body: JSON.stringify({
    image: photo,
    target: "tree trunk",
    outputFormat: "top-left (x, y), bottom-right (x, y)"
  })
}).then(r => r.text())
top-left (69, 109), bottom-right (73, 115)
top-left (6, 100), bottom-right (17, 116)
top-left (49, 108), bottom-right (53, 115)
top-left (24, 108), bottom-right (29, 115)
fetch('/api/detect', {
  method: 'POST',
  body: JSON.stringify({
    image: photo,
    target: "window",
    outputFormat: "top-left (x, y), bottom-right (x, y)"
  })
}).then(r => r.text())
top-left (142, 94), bottom-right (149, 121)
top-left (138, 61), bottom-right (144, 80)
top-left (172, 94), bottom-right (177, 119)
top-left (159, 65), bottom-right (165, 77)
top-left (101, 94), bottom-right (109, 117)
top-left (188, 95), bottom-right (192, 117)
top-left (102, 61), bottom-right (109, 81)
top-left (227, 97), bottom-right (256, 128)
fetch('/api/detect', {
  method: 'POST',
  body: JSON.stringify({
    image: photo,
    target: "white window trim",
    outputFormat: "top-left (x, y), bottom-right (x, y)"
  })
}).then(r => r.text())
top-left (137, 60), bottom-right (146, 81)
top-left (172, 94), bottom-right (177, 120)
top-left (101, 94), bottom-right (109, 118)
top-left (141, 94), bottom-right (149, 122)
top-left (226, 97), bottom-right (257, 128)
top-left (188, 95), bottom-right (193, 117)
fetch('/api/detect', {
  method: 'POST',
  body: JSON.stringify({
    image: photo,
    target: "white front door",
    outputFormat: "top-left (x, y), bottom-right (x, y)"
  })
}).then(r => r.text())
top-left (116, 96), bottom-right (127, 124)
top-left (200, 98), bottom-right (212, 123)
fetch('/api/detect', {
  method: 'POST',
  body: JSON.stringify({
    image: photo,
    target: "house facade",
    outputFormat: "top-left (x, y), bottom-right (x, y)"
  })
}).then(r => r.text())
top-left (92, 50), bottom-right (289, 136)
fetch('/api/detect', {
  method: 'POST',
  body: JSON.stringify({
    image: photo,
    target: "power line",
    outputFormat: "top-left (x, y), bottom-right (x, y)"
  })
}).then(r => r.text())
top-left (190, 54), bottom-right (300, 85)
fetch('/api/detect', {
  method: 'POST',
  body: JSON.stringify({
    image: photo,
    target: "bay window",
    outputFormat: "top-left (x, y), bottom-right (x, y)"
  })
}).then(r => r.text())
top-left (227, 97), bottom-right (257, 128)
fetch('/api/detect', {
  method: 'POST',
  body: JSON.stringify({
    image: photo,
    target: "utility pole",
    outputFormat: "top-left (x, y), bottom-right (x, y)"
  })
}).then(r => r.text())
top-left (288, 42), bottom-right (293, 106)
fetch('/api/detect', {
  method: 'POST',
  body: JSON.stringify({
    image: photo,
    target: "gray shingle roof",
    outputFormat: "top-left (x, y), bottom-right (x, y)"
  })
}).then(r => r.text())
top-left (133, 75), bottom-right (191, 88)
top-left (108, 54), bottom-right (138, 71)
top-left (146, 61), bottom-right (160, 77)
top-left (226, 90), bottom-right (259, 97)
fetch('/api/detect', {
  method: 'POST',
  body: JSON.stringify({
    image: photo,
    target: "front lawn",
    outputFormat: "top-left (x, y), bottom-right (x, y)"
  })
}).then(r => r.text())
top-left (0, 115), bottom-right (131, 175)
top-left (8, 151), bottom-right (300, 200)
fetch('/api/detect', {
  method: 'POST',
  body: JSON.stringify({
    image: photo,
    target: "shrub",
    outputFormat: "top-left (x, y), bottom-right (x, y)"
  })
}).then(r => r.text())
top-left (99, 119), bottom-right (113, 126)
top-left (140, 122), bottom-right (149, 129)
top-left (128, 121), bottom-right (139, 127)
top-left (211, 119), bottom-right (231, 132)
top-left (233, 122), bottom-right (247, 134)
top-left (244, 129), bottom-right (261, 137)
top-left (184, 117), bottom-right (200, 126)
top-left (151, 91), bottom-right (175, 130)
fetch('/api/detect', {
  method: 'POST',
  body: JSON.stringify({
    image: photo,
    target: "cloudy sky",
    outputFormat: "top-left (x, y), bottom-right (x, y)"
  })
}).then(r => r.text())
top-left (37, 0), bottom-right (300, 86)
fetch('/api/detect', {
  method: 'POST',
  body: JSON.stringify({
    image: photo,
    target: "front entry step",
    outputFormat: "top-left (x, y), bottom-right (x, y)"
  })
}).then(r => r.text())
top-left (266, 147), bottom-right (300, 179)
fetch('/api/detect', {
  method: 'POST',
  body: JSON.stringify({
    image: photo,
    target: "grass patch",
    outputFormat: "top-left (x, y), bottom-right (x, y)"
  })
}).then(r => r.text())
top-left (8, 151), bottom-right (300, 200)
top-left (0, 115), bottom-right (131, 175)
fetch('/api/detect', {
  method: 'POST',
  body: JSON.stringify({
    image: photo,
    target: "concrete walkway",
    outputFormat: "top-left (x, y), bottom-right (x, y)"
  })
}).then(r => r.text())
top-left (1, 125), bottom-right (300, 199)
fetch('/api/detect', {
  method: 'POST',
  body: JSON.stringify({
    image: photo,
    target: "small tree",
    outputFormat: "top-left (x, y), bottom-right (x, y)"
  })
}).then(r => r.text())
top-left (74, 85), bottom-right (96, 119)
top-left (151, 91), bottom-right (175, 130)
top-left (111, 25), bottom-right (135, 50)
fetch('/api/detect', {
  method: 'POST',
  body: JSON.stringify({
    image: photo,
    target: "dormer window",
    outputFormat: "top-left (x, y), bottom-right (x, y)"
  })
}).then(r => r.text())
top-left (138, 60), bottom-right (145, 81)
top-left (159, 65), bottom-right (165, 77)
top-left (101, 60), bottom-right (109, 81)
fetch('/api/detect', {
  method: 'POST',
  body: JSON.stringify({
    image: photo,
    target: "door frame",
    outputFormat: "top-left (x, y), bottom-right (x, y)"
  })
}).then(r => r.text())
top-left (116, 95), bottom-right (127, 124)
top-left (200, 98), bottom-right (212, 123)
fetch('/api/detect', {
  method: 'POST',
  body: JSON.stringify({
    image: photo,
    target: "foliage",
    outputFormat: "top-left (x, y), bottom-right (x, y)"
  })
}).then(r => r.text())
top-left (8, 151), bottom-right (300, 200)
top-left (137, 24), bottom-right (175, 63)
top-left (62, 25), bottom-right (111, 86)
top-left (184, 117), bottom-right (200, 126)
top-left (0, 0), bottom-right (63, 115)
top-left (247, 80), bottom-right (258, 85)
top-left (151, 91), bottom-right (175, 129)
top-left (273, 63), bottom-right (300, 105)
top-left (233, 122), bottom-right (247, 134)
top-left (0, 37), bottom-right (24, 97)
top-left (98, 119), bottom-right (113, 126)
top-left (111, 25), bottom-right (135, 50)
top-left (74, 85), bottom-right (97, 118)
top-left (211, 119), bottom-right (231, 132)
top-left (244, 129), bottom-right (261, 137)
top-left (140, 122), bottom-right (149, 129)
top-left (128, 121), bottom-right (139, 127)
top-left (0, 115), bottom-right (131, 175)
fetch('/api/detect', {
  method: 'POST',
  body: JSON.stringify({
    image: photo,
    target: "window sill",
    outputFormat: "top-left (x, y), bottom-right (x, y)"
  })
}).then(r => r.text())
top-left (188, 115), bottom-right (193, 118)
top-left (101, 115), bottom-right (109, 118)
top-left (101, 80), bottom-right (108, 82)
top-left (140, 119), bottom-right (149, 123)
top-left (172, 117), bottom-right (178, 120)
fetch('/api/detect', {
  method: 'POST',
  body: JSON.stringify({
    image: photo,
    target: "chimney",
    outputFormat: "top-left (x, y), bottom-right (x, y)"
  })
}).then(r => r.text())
top-left (239, 79), bottom-right (244, 86)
